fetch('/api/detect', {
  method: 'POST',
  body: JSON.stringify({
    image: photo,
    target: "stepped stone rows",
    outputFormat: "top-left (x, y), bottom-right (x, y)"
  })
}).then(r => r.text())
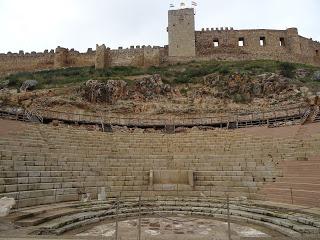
top-left (1, 197), bottom-right (320, 239)
top-left (0, 120), bottom-right (320, 209)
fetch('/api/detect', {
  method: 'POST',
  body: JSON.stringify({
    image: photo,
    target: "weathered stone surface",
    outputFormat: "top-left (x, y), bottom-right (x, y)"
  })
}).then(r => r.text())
top-left (81, 79), bottom-right (127, 104)
top-left (0, 80), bottom-right (9, 90)
top-left (0, 197), bottom-right (15, 217)
top-left (313, 71), bottom-right (320, 81)
top-left (203, 72), bottom-right (294, 102)
top-left (295, 68), bottom-right (309, 79)
top-left (20, 80), bottom-right (38, 92)
top-left (133, 74), bottom-right (172, 100)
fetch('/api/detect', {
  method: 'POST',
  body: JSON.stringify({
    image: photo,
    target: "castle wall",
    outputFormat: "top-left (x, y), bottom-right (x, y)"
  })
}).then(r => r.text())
top-left (0, 49), bottom-right (96, 76)
top-left (193, 28), bottom-right (320, 66)
top-left (55, 48), bottom-right (96, 68)
top-left (67, 52), bottom-right (96, 67)
top-left (110, 48), bottom-right (144, 67)
top-left (0, 52), bottom-right (55, 76)
top-left (1, 6), bottom-right (320, 77)
top-left (99, 46), bottom-right (161, 68)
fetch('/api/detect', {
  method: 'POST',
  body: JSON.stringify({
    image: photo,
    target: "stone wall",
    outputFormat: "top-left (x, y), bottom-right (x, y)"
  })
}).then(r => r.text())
top-left (99, 46), bottom-right (161, 68)
top-left (0, 48), bottom-right (96, 76)
top-left (0, 51), bottom-right (55, 76)
top-left (193, 27), bottom-right (320, 66)
top-left (168, 8), bottom-right (196, 57)
top-left (53, 47), bottom-right (96, 69)
top-left (95, 44), bottom-right (111, 69)
top-left (1, 7), bottom-right (320, 76)
top-left (0, 45), bottom-right (163, 76)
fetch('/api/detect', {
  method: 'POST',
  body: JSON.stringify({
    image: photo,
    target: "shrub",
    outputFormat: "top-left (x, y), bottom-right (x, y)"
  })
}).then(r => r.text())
top-left (174, 76), bottom-right (191, 84)
top-left (180, 88), bottom-right (189, 96)
top-left (232, 93), bottom-right (250, 103)
top-left (279, 62), bottom-right (296, 78)
top-left (217, 66), bottom-right (230, 75)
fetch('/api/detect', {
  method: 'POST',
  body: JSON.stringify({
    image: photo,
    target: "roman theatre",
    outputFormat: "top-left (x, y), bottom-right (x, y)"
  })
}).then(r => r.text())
top-left (0, 4), bottom-right (320, 240)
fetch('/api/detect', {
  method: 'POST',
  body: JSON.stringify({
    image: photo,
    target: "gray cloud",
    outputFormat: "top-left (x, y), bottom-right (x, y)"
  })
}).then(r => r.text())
top-left (0, 0), bottom-right (319, 53)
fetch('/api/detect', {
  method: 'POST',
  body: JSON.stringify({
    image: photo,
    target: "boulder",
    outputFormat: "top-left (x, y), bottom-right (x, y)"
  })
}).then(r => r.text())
top-left (295, 68), bottom-right (309, 79)
top-left (0, 80), bottom-right (9, 90)
top-left (0, 197), bottom-right (16, 217)
top-left (133, 74), bottom-right (171, 99)
top-left (203, 73), bottom-right (221, 86)
top-left (313, 71), bottom-right (320, 81)
top-left (20, 80), bottom-right (38, 92)
top-left (82, 79), bottom-right (127, 104)
top-left (256, 73), bottom-right (290, 95)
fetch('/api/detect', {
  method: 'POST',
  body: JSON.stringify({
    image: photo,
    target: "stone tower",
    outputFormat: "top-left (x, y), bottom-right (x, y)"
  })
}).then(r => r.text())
top-left (168, 8), bottom-right (196, 57)
top-left (54, 47), bottom-right (68, 68)
top-left (95, 44), bottom-right (111, 69)
top-left (286, 28), bottom-right (302, 55)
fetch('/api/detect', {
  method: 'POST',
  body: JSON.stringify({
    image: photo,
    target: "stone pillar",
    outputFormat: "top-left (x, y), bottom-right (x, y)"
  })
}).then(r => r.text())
top-left (286, 28), bottom-right (302, 55)
top-left (54, 47), bottom-right (68, 68)
top-left (95, 44), bottom-right (111, 69)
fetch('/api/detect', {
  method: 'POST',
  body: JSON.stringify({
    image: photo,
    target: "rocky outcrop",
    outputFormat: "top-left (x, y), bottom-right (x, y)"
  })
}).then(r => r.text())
top-left (313, 71), bottom-right (320, 81)
top-left (132, 74), bottom-right (172, 100)
top-left (204, 72), bottom-right (295, 102)
top-left (81, 80), bottom-right (128, 104)
top-left (0, 80), bottom-right (9, 90)
top-left (81, 75), bottom-right (173, 104)
top-left (20, 80), bottom-right (38, 92)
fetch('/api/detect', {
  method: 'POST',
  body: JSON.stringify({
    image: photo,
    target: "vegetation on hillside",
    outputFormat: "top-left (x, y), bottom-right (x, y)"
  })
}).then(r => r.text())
top-left (1, 60), bottom-right (319, 90)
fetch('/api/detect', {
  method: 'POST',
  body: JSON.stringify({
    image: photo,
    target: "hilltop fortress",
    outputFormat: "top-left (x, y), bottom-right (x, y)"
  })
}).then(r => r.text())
top-left (0, 8), bottom-right (319, 76)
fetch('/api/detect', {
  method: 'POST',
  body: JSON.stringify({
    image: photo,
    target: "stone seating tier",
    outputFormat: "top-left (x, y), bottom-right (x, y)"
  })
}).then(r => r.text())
top-left (0, 121), bottom-right (319, 208)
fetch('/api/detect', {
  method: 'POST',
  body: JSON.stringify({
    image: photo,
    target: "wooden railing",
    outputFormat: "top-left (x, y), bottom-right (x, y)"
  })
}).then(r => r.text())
top-left (0, 103), bottom-right (314, 128)
top-left (38, 104), bottom-right (306, 127)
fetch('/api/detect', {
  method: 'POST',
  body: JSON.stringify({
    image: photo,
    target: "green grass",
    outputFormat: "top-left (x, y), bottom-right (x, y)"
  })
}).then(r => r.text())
top-left (1, 60), bottom-right (319, 89)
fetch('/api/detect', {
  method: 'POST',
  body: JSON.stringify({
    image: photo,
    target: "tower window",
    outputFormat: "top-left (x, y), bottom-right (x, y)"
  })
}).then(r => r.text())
top-left (279, 37), bottom-right (285, 46)
top-left (213, 39), bottom-right (219, 47)
top-left (316, 50), bottom-right (319, 56)
top-left (260, 37), bottom-right (266, 46)
top-left (238, 37), bottom-right (245, 47)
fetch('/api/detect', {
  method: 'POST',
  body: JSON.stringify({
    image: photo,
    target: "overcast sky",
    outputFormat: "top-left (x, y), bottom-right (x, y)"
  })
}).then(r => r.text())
top-left (0, 0), bottom-right (319, 53)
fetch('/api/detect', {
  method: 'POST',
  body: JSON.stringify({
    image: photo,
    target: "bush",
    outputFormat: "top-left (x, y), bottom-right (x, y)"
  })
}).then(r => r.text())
top-left (232, 93), bottom-right (250, 103)
top-left (217, 66), bottom-right (230, 75)
top-left (180, 88), bottom-right (189, 96)
top-left (174, 76), bottom-right (191, 84)
top-left (279, 62), bottom-right (296, 78)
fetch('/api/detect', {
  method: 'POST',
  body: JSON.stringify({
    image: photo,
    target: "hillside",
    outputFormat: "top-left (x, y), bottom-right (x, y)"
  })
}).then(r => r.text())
top-left (0, 60), bottom-right (320, 117)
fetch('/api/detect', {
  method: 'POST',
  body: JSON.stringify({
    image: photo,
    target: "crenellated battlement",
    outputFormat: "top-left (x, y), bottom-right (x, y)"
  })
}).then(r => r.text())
top-left (200, 27), bottom-right (235, 32)
top-left (0, 7), bottom-right (319, 76)
top-left (0, 50), bottom-right (54, 58)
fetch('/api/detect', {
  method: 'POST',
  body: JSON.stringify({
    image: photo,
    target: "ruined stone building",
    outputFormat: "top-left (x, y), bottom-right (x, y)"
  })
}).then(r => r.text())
top-left (0, 8), bottom-right (319, 76)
